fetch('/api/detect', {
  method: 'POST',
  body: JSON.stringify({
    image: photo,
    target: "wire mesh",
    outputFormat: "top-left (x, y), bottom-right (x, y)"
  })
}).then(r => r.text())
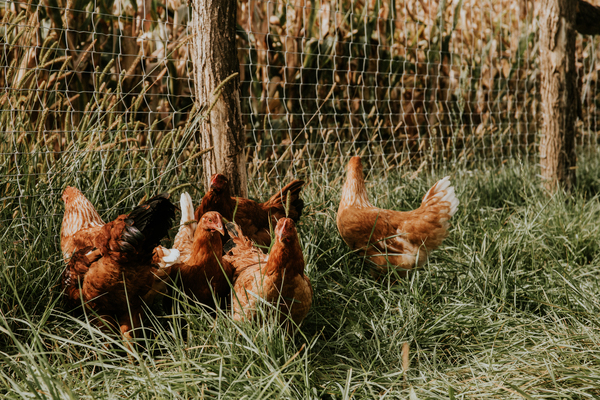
top-left (1, 0), bottom-right (600, 233)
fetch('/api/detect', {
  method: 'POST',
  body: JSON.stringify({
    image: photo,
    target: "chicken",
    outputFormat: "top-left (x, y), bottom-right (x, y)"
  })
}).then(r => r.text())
top-left (61, 186), bottom-right (180, 267)
top-left (167, 211), bottom-right (234, 311)
top-left (224, 218), bottom-right (312, 328)
top-left (61, 193), bottom-right (176, 339)
top-left (195, 174), bottom-right (305, 247)
top-left (336, 156), bottom-right (459, 278)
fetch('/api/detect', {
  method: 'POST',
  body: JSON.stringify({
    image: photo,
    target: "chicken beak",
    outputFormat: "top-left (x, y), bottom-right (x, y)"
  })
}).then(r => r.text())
top-left (215, 221), bottom-right (225, 236)
top-left (275, 218), bottom-right (289, 241)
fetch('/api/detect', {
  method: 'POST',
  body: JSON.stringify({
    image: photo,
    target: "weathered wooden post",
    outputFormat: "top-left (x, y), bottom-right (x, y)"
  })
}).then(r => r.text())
top-left (190, 0), bottom-right (248, 197)
top-left (539, 0), bottom-right (578, 192)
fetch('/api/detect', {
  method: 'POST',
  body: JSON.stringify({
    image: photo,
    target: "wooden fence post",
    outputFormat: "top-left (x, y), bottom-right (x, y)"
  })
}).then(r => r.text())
top-left (539, 0), bottom-right (578, 192)
top-left (191, 0), bottom-right (248, 197)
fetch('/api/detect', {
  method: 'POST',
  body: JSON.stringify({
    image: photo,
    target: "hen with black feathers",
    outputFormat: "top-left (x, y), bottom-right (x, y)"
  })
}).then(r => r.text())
top-left (61, 193), bottom-right (176, 339)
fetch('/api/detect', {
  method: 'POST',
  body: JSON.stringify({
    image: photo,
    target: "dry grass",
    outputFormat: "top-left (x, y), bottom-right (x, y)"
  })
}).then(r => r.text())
top-left (2, 158), bottom-right (600, 398)
top-left (2, 0), bottom-right (599, 182)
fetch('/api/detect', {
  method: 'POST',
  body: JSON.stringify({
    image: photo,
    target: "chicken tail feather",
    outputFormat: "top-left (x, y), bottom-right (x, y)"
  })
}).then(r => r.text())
top-left (179, 192), bottom-right (197, 230)
top-left (121, 193), bottom-right (177, 255)
top-left (264, 180), bottom-right (306, 221)
top-left (154, 246), bottom-right (181, 268)
top-left (420, 176), bottom-right (460, 221)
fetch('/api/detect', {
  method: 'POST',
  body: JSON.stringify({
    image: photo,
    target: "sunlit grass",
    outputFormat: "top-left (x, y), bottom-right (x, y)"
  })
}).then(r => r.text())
top-left (2, 155), bottom-right (600, 398)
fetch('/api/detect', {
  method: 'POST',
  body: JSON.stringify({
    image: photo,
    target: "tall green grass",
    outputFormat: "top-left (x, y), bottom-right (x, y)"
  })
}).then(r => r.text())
top-left (2, 156), bottom-right (600, 398)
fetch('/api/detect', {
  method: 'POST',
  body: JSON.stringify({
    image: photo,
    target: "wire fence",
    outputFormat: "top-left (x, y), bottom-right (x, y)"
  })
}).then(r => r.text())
top-left (1, 0), bottom-right (600, 229)
top-left (238, 0), bottom-right (600, 180)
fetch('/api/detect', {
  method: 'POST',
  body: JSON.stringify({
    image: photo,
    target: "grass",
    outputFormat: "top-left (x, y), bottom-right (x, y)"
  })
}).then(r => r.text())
top-left (2, 156), bottom-right (600, 398)
top-left (3, 0), bottom-right (600, 396)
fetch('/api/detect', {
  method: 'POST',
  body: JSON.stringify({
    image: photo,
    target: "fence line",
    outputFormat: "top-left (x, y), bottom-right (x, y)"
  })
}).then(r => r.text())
top-left (1, 0), bottom-right (599, 228)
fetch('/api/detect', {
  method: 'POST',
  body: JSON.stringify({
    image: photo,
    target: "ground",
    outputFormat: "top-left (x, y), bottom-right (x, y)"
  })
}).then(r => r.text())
top-left (1, 157), bottom-right (600, 398)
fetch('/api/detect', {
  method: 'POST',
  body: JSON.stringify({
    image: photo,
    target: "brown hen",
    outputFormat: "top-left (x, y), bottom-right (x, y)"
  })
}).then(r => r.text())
top-left (224, 218), bottom-right (312, 329)
top-left (61, 193), bottom-right (176, 339)
top-left (337, 156), bottom-right (459, 277)
top-left (167, 211), bottom-right (234, 311)
top-left (195, 174), bottom-right (305, 247)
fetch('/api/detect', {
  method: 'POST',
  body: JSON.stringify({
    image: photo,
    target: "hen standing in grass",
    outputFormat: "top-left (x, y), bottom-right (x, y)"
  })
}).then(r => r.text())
top-left (166, 210), bottom-right (234, 311)
top-left (61, 193), bottom-right (176, 339)
top-left (336, 156), bottom-right (459, 277)
top-left (61, 187), bottom-right (180, 267)
top-left (224, 218), bottom-right (312, 328)
top-left (195, 174), bottom-right (305, 247)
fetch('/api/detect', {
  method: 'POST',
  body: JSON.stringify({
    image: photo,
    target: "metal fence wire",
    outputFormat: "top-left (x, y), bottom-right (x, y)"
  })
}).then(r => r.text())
top-left (1, 0), bottom-right (600, 219)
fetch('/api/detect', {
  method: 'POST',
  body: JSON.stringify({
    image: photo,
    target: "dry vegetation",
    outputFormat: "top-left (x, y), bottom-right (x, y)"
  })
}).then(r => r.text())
top-left (2, 0), bottom-right (599, 181)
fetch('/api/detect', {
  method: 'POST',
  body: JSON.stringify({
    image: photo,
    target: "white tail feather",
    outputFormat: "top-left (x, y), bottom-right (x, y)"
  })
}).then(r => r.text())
top-left (156, 247), bottom-right (181, 268)
top-left (422, 176), bottom-right (459, 218)
top-left (180, 192), bottom-right (197, 232)
top-left (172, 192), bottom-right (197, 264)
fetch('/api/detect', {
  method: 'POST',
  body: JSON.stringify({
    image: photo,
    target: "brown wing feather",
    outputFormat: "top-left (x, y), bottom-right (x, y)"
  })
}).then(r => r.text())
top-left (260, 180), bottom-right (306, 221)
top-left (231, 198), bottom-right (273, 246)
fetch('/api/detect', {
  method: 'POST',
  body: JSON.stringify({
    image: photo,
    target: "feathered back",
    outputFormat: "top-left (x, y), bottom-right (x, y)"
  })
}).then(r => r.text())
top-left (119, 193), bottom-right (176, 255)
top-left (223, 221), bottom-right (268, 277)
top-left (61, 187), bottom-right (105, 238)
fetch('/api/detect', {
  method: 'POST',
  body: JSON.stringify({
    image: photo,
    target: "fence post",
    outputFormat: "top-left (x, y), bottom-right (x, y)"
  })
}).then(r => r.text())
top-left (190, 0), bottom-right (248, 197)
top-left (539, 0), bottom-right (578, 192)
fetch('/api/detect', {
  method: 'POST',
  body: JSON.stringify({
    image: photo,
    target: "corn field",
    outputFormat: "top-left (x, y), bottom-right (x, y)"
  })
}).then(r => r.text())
top-left (1, 0), bottom-right (600, 207)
